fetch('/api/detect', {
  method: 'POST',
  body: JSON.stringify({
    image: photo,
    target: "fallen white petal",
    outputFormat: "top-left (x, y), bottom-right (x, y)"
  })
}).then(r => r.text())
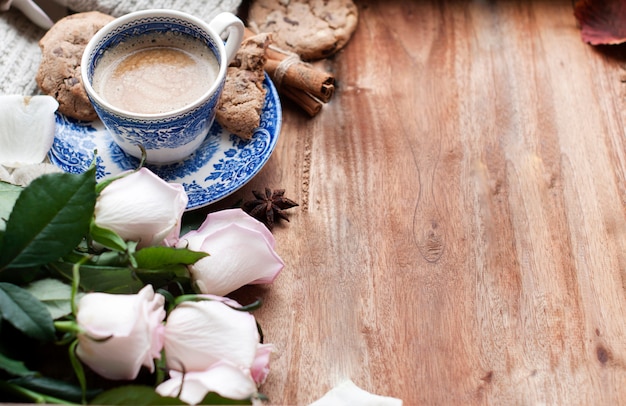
top-left (0, 165), bottom-right (13, 184)
top-left (309, 380), bottom-right (403, 406)
top-left (0, 95), bottom-right (59, 168)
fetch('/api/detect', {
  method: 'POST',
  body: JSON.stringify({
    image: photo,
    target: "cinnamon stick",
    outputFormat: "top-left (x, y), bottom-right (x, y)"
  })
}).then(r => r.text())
top-left (245, 28), bottom-right (336, 103)
top-left (264, 58), bottom-right (335, 103)
top-left (281, 86), bottom-right (323, 117)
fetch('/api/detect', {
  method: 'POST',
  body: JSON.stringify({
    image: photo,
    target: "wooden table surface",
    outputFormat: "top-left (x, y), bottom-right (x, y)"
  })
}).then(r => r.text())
top-left (217, 0), bottom-right (626, 404)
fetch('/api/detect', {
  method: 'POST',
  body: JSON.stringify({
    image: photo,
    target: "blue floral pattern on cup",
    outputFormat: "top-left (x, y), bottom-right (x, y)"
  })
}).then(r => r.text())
top-left (83, 15), bottom-right (226, 162)
top-left (48, 75), bottom-right (281, 210)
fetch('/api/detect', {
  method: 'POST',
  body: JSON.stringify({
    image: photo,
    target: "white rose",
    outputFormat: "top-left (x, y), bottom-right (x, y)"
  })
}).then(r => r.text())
top-left (158, 297), bottom-right (271, 403)
top-left (75, 285), bottom-right (166, 380)
top-left (176, 209), bottom-right (283, 295)
top-left (163, 299), bottom-right (260, 372)
top-left (94, 168), bottom-right (188, 248)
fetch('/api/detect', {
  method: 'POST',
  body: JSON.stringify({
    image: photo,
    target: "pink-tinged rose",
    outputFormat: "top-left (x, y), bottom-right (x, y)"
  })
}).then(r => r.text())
top-left (76, 285), bottom-right (166, 380)
top-left (251, 343), bottom-right (273, 385)
top-left (176, 209), bottom-right (283, 295)
top-left (180, 294), bottom-right (274, 385)
top-left (94, 168), bottom-right (187, 248)
top-left (156, 362), bottom-right (257, 404)
top-left (163, 299), bottom-right (260, 372)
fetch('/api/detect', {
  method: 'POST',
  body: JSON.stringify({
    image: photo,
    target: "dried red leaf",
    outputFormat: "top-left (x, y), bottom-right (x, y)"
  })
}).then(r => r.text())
top-left (574, 0), bottom-right (626, 45)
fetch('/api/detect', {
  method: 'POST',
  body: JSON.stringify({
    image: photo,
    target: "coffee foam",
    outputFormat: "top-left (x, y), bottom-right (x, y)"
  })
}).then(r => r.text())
top-left (92, 32), bottom-right (219, 114)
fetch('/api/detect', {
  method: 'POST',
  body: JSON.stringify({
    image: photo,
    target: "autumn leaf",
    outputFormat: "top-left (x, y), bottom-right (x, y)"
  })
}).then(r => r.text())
top-left (574, 0), bottom-right (626, 45)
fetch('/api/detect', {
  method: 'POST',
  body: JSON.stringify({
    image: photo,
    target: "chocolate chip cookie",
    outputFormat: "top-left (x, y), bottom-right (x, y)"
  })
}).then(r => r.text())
top-left (36, 11), bottom-right (114, 121)
top-left (248, 0), bottom-right (358, 60)
top-left (216, 33), bottom-right (271, 140)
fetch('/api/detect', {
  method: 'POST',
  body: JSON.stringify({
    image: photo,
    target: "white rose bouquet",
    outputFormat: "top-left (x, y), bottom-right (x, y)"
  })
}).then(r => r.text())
top-left (0, 159), bottom-right (284, 404)
top-left (0, 93), bottom-right (401, 406)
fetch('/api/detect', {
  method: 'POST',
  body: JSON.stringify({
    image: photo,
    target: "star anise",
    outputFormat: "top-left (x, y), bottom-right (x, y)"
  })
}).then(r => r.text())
top-left (242, 188), bottom-right (299, 230)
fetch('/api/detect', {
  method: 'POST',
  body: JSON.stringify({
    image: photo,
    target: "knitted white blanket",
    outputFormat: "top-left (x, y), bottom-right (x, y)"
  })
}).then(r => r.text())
top-left (0, 0), bottom-right (241, 95)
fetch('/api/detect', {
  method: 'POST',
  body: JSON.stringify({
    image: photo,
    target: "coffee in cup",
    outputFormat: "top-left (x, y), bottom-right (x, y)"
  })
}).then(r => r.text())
top-left (81, 10), bottom-right (244, 164)
top-left (91, 32), bottom-right (220, 115)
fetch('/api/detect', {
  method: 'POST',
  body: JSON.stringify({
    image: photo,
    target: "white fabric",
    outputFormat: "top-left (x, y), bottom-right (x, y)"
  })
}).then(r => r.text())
top-left (0, 8), bottom-right (43, 95)
top-left (58, 0), bottom-right (241, 20)
top-left (0, 0), bottom-right (241, 95)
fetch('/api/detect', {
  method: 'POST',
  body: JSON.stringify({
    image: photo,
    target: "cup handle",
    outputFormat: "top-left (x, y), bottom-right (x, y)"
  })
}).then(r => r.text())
top-left (208, 12), bottom-right (245, 65)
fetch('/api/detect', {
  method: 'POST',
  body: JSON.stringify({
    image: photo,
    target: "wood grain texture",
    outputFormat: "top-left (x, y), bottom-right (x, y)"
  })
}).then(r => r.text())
top-left (223, 0), bottom-right (626, 404)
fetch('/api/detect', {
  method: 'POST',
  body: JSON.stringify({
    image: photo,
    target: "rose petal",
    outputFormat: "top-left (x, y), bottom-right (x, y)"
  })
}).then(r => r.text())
top-left (77, 293), bottom-right (141, 339)
top-left (95, 168), bottom-right (188, 247)
top-left (251, 343), bottom-right (273, 385)
top-left (164, 300), bottom-right (259, 371)
top-left (185, 208), bottom-right (276, 250)
top-left (195, 294), bottom-right (244, 308)
top-left (183, 223), bottom-right (284, 296)
top-left (156, 363), bottom-right (257, 404)
top-left (0, 95), bottom-right (58, 168)
top-left (76, 285), bottom-right (166, 380)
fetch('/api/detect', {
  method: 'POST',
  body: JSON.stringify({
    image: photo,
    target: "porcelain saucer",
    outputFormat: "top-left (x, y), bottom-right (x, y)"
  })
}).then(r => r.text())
top-left (48, 75), bottom-right (281, 211)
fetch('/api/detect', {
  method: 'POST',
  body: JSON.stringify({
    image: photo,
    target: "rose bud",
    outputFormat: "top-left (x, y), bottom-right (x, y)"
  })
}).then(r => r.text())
top-left (159, 298), bottom-right (272, 403)
top-left (94, 167), bottom-right (188, 248)
top-left (176, 209), bottom-right (283, 296)
top-left (75, 285), bottom-right (166, 380)
top-left (163, 298), bottom-right (261, 372)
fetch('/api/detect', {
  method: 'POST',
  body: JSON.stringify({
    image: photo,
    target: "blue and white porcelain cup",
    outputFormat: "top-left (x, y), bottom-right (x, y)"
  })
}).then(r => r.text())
top-left (81, 9), bottom-right (244, 164)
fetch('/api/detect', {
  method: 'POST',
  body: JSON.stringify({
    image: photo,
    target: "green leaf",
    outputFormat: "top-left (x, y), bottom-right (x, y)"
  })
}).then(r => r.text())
top-left (24, 278), bottom-right (78, 320)
top-left (90, 385), bottom-right (185, 405)
top-left (0, 182), bottom-right (24, 263)
top-left (0, 282), bottom-right (55, 342)
top-left (0, 168), bottom-right (97, 269)
top-left (50, 262), bottom-right (143, 294)
top-left (0, 264), bottom-right (42, 285)
top-left (180, 209), bottom-right (209, 236)
top-left (89, 251), bottom-right (127, 267)
top-left (131, 247), bottom-right (203, 289)
top-left (0, 181), bottom-right (23, 232)
top-left (8, 375), bottom-right (101, 403)
top-left (200, 392), bottom-right (253, 405)
top-left (0, 351), bottom-right (35, 377)
top-left (90, 385), bottom-right (253, 405)
top-left (135, 264), bottom-right (191, 288)
top-left (89, 221), bottom-right (128, 252)
top-left (135, 246), bottom-right (207, 269)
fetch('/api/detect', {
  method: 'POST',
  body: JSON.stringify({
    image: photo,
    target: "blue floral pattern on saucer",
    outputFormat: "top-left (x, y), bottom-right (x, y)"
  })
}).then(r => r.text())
top-left (49, 75), bottom-right (281, 211)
